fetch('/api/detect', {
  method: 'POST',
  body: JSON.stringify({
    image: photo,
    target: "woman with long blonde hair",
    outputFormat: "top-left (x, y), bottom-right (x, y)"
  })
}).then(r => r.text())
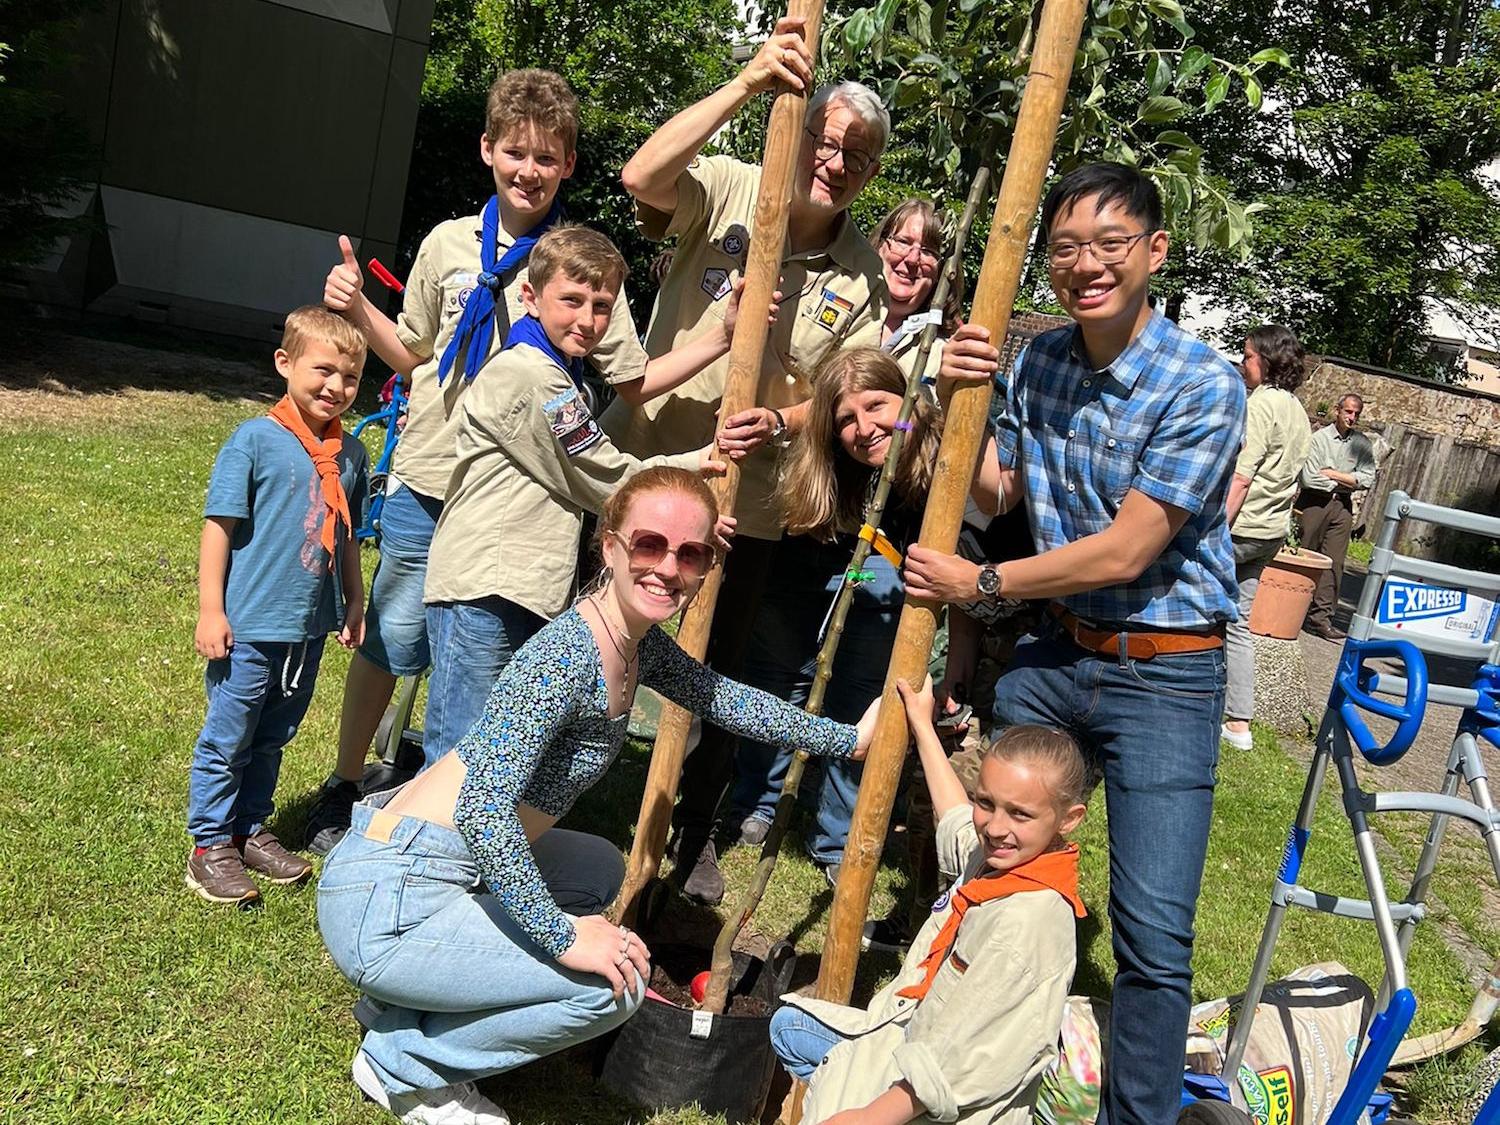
top-left (718, 347), bottom-right (999, 882)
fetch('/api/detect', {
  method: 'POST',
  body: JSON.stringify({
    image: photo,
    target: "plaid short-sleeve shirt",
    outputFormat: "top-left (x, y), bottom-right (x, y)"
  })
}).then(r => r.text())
top-left (995, 309), bottom-right (1245, 629)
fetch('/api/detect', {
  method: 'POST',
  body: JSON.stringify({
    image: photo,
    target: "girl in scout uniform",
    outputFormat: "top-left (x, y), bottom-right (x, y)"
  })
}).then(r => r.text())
top-left (725, 348), bottom-right (1002, 880)
top-left (769, 677), bottom-right (1089, 1125)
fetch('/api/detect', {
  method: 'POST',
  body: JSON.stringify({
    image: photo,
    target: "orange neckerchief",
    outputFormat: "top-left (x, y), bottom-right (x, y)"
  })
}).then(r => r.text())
top-left (268, 395), bottom-right (351, 569)
top-left (897, 843), bottom-right (1086, 1002)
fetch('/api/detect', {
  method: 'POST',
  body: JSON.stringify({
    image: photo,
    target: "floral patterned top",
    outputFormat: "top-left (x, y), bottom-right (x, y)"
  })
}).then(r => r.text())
top-left (451, 608), bottom-right (857, 957)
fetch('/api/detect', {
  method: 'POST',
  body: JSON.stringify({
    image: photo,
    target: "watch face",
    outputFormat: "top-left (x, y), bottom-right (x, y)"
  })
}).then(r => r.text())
top-left (977, 566), bottom-right (999, 595)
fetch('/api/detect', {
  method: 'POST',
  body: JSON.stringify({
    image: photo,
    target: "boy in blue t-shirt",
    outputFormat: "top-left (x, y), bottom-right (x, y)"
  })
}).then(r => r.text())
top-left (186, 306), bottom-right (370, 907)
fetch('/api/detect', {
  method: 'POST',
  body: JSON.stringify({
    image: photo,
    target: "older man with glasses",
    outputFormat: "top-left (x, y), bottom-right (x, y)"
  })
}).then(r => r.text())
top-left (602, 16), bottom-right (889, 903)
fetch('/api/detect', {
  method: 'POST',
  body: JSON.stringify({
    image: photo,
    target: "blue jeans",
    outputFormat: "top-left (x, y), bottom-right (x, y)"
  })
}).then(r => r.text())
top-left (423, 596), bottom-right (545, 767)
top-left (729, 544), bottom-right (900, 864)
top-left (187, 637), bottom-right (326, 845)
top-left (318, 791), bottom-right (637, 1095)
top-left (769, 1006), bottom-right (846, 1080)
top-left (992, 618), bottom-right (1224, 1125)
top-left (360, 483), bottom-right (444, 677)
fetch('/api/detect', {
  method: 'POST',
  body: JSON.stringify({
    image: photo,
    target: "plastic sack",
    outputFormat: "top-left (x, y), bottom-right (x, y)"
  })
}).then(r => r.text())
top-left (1186, 962), bottom-right (1373, 1125)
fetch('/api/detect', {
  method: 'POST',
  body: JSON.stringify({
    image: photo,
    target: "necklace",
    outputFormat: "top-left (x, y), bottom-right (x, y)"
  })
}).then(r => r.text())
top-left (588, 596), bottom-right (638, 708)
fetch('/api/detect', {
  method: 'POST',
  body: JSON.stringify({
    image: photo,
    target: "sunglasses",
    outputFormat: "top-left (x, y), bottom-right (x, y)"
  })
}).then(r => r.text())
top-left (607, 528), bottom-right (716, 580)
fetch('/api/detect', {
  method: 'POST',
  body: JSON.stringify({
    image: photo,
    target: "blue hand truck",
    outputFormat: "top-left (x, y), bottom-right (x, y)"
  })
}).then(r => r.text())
top-left (1215, 490), bottom-right (1500, 1125)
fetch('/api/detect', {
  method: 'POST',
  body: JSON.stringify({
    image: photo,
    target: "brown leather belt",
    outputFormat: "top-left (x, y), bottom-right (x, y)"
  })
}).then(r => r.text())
top-left (1048, 603), bottom-right (1224, 660)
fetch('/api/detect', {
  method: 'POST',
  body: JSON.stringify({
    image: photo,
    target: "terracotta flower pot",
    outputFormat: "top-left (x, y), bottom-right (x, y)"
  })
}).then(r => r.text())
top-left (1248, 548), bottom-right (1334, 640)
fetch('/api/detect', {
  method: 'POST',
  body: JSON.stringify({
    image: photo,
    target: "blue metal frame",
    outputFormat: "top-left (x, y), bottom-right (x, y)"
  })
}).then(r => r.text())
top-left (350, 374), bottom-right (408, 543)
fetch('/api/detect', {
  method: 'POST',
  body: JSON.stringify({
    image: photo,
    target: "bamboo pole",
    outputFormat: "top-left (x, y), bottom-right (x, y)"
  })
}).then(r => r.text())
top-left (701, 164), bottom-right (992, 1016)
top-left (611, 0), bottom-right (827, 926)
top-left (784, 0), bottom-right (1089, 1115)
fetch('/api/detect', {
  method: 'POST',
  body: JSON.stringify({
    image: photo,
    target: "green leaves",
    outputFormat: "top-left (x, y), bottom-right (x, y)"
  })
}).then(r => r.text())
top-left (1138, 94), bottom-right (1188, 122)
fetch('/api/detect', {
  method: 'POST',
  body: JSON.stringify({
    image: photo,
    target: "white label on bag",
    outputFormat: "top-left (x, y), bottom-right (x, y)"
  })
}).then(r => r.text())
top-left (690, 1010), bottom-right (713, 1039)
top-left (1377, 579), bottom-right (1500, 641)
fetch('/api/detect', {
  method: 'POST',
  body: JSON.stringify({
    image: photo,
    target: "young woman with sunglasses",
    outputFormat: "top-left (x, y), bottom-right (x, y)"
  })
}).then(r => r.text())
top-left (317, 467), bottom-right (880, 1124)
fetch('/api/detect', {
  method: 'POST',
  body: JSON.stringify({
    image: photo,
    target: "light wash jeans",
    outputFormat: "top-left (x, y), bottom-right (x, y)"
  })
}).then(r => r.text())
top-left (1225, 535), bottom-right (1283, 723)
top-left (423, 595), bottom-right (544, 767)
top-left (992, 616), bottom-right (1224, 1125)
top-left (187, 637), bottom-right (325, 845)
top-left (360, 483), bottom-right (444, 678)
top-left (769, 1005), bottom-right (845, 1080)
top-left (317, 790), bottom-right (640, 1096)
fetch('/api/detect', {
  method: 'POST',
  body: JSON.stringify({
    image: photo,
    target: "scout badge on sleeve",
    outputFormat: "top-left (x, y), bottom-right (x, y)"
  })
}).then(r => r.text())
top-left (544, 387), bottom-right (604, 457)
top-left (720, 222), bottom-right (749, 263)
top-left (701, 267), bottom-right (733, 301)
top-left (814, 287), bottom-right (855, 332)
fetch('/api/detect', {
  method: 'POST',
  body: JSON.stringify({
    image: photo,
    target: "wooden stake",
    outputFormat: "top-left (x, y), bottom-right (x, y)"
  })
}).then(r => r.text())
top-left (701, 164), bottom-right (992, 1017)
top-left (611, 0), bottom-right (827, 926)
top-left (785, 0), bottom-right (1089, 1113)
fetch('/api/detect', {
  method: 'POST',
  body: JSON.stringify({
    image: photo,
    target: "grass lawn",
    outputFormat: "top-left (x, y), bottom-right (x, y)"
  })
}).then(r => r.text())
top-left (3, 345), bottom-right (1494, 1123)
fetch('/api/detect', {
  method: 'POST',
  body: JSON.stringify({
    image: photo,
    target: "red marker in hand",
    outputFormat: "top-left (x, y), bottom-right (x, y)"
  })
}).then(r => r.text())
top-left (368, 258), bottom-right (404, 294)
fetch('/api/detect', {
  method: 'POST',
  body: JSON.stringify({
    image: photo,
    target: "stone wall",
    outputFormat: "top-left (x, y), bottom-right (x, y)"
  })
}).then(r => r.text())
top-left (1297, 358), bottom-right (1500, 445)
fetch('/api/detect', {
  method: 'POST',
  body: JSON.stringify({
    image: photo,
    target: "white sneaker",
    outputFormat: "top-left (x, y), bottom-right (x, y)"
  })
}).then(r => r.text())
top-left (353, 1050), bottom-right (511, 1124)
top-left (1220, 723), bottom-right (1254, 751)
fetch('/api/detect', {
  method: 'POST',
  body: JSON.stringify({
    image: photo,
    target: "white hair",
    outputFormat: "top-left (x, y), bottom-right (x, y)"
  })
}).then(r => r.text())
top-left (808, 81), bottom-right (891, 157)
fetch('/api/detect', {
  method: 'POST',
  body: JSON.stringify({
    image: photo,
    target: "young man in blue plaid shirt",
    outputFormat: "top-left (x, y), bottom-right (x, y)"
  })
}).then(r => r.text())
top-left (909, 162), bottom-right (1245, 1125)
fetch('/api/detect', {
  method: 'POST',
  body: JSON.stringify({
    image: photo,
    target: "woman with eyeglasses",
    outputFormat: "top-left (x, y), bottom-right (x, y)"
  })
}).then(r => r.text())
top-left (318, 466), bottom-right (880, 1124)
top-left (872, 199), bottom-right (964, 393)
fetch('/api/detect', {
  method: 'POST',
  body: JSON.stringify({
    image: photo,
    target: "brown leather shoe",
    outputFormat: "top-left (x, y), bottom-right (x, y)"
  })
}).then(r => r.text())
top-left (186, 843), bottom-right (261, 906)
top-left (241, 829), bottom-right (313, 885)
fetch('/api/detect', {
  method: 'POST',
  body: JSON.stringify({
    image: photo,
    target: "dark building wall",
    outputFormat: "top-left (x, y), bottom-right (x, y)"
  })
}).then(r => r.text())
top-left (27, 0), bottom-right (433, 340)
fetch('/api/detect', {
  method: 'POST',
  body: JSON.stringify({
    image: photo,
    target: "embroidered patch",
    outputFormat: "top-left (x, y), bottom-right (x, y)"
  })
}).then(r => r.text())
top-left (721, 223), bottom-right (749, 259)
top-left (544, 387), bottom-right (604, 457)
top-left (931, 890), bottom-right (951, 912)
top-left (445, 272), bottom-right (478, 315)
top-left (814, 287), bottom-right (855, 331)
top-left (701, 266), bottom-right (732, 301)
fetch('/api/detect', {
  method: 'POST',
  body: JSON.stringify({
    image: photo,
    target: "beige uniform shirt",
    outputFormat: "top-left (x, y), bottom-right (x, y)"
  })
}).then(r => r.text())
top-left (1299, 423), bottom-right (1377, 494)
top-left (423, 343), bottom-right (698, 618)
top-left (1232, 386), bottom-right (1313, 541)
top-left (785, 806), bottom-right (1077, 1125)
top-left (600, 155), bottom-right (887, 539)
top-left (390, 212), bottom-right (650, 501)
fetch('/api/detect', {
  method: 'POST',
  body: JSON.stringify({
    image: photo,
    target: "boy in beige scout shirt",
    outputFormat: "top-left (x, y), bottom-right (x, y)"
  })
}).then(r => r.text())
top-left (306, 70), bottom-right (752, 854)
top-left (420, 226), bottom-right (732, 763)
top-left (607, 18), bottom-right (890, 902)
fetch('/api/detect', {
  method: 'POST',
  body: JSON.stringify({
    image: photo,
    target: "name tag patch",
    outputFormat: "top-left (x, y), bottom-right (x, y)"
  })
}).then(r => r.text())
top-left (814, 288), bottom-right (854, 332)
top-left (701, 267), bottom-right (732, 302)
top-left (544, 387), bottom-right (603, 458)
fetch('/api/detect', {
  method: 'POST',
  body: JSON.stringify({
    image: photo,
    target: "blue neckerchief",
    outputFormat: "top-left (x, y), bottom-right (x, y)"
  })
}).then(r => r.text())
top-left (503, 314), bottom-right (588, 389)
top-left (437, 195), bottom-right (564, 385)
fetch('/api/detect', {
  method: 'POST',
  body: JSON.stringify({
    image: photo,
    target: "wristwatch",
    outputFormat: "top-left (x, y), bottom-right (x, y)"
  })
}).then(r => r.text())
top-left (976, 564), bottom-right (1002, 600)
top-left (767, 407), bottom-right (789, 447)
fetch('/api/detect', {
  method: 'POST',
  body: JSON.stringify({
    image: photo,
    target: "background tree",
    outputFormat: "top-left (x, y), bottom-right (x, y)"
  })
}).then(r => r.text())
top-left (1234, 1), bottom-right (1500, 379)
top-left (816, 0), bottom-right (1286, 308)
